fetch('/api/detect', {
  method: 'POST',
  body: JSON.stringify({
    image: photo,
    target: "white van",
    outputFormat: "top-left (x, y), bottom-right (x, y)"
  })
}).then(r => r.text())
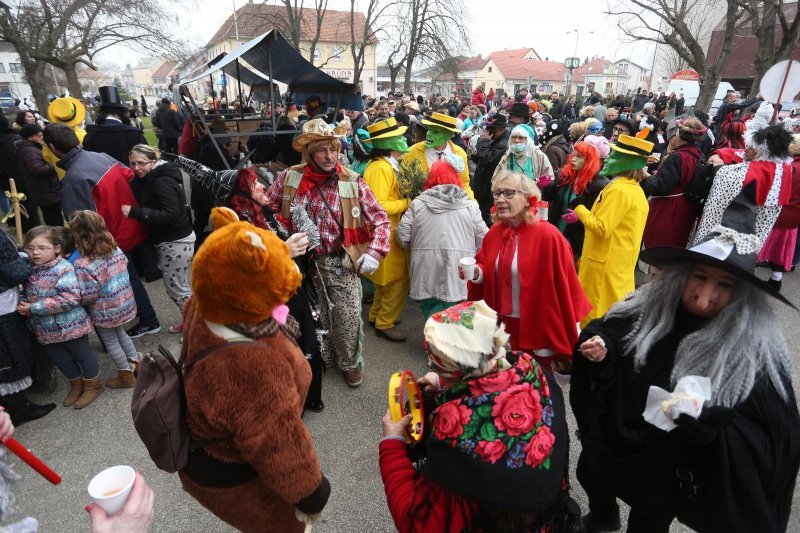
top-left (665, 80), bottom-right (736, 114)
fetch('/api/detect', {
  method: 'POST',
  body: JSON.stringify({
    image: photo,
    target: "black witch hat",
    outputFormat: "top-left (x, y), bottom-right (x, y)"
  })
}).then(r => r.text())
top-left (640, 181), bottom-right (797, 309)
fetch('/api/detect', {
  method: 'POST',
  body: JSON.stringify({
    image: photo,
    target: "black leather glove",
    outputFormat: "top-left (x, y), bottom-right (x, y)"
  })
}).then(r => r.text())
top-left (675, 405), bottom-right (736, 446)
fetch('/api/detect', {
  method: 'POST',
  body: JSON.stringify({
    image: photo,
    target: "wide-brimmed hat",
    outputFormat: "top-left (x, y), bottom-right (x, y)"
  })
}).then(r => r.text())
top-left (421, 111), bottom-right (461, 133)
top-left (508, 102), bottom-right (531, 118)
top-left (365, 117), bottom-right (407, 141)
top-left (610, 132), bottom-right (654, 157)
top-left (404, 101), bottom-right (420, 113)
top-left (485, 113), bottom-right (508, 130)
top-left (640, 183), bottom-right (796, 309)
top-left (292, 118), bottom-right (340, 152)
top-left (98, 86), bottom-right (128, 111)
top-left (48, 97), bottom-right (86, 127)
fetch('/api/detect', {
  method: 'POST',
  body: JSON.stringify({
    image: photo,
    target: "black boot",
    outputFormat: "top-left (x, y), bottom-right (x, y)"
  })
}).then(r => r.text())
top-left (2, 391), bottom-right (56, 427)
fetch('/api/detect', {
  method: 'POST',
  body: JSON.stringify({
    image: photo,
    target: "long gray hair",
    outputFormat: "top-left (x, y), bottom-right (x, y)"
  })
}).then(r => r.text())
top-left (606, 264), bottom-right (793, 407)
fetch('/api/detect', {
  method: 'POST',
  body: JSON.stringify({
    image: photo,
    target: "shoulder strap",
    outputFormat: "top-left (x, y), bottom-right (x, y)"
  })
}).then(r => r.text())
top-left (180, 340), bottom-right (260, 369)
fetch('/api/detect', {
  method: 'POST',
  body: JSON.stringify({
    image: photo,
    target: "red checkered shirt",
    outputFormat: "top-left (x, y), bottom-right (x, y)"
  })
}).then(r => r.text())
top-left (266, 172), bottom-right (390, 260)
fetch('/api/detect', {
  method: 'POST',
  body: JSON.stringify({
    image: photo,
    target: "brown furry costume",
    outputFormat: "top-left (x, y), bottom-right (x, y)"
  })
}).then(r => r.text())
top-left (178, 208), bottom-right (329, 532)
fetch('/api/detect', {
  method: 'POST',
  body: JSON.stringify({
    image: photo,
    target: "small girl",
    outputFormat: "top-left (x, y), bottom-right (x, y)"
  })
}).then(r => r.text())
top-left (17, 226), bottom-right (102, 409)
top-left (69, 211), bottom-right (140, 389)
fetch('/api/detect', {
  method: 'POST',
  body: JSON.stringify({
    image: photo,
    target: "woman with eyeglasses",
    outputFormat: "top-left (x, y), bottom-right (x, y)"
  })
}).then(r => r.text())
top-left (460, 170), bottom-right (591, 372)
top-left (122, 144), bottom-right (194, 333)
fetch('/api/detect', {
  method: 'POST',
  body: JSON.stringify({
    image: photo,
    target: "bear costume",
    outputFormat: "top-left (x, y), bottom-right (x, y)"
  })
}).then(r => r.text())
top-left (178, 207), bottom-right (330, 532)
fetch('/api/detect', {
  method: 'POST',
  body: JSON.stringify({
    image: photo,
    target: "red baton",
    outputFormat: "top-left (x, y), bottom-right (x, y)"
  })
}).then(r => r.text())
top-left (3, 437), bottom-right (62, 485)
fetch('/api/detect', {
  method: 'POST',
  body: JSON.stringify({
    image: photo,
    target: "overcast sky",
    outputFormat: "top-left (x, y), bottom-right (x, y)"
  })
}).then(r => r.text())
top-left (99, 0), bottom-right (657, 70)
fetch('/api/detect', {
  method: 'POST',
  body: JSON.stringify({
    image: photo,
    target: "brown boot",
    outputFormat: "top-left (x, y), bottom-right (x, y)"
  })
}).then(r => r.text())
top-left (105, 370), bottom-right (136, 389)
top-left (63, 377), bottom-right (83, 407)
top-left (375, 326), bottom-right (407, 342)
top-left (74, 376), bottom-right (104, 409)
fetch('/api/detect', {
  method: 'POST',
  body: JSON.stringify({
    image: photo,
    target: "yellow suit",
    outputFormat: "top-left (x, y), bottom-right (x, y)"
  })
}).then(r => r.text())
top-left (575, 176), bottom-right (648, 327)
top-left (363, 157), bottom-right (410, 329)
top-left (404, 141), bottom-right (475, 200)
top-left (44, 126), bottom-right (86, 180)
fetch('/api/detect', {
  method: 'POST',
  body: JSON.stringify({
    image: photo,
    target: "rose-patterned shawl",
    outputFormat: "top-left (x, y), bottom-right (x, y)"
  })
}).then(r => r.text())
top-left (422, 351), bottom-right (569, 515)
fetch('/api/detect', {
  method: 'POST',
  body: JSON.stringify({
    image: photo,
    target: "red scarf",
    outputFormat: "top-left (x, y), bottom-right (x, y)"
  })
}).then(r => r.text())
top-left (742, 161), bottom-right (793, 206)
top-left (496, 225), bottom-right (518, 316)
top-left (296, 162), bottom-right (342, 196)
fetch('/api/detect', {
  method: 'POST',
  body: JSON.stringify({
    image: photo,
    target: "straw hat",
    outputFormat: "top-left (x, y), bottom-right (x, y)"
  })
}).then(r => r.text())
top-left (292, 118), bottom-right (340, 152)
top-left (47, 97), bottom-right (86, 127)
top-left (421, 111), bottom-right (461, 133)
top-left (365, 117), bottom-right (407, 141)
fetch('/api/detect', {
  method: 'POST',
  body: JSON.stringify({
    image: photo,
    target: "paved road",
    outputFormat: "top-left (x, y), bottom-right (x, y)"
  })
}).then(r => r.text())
top-left (7, 266), bottom-right (800, 532)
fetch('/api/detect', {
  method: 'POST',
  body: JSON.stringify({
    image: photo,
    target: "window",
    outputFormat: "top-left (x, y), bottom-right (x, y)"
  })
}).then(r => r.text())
top-left (313, 47), bottom-right (320, 62)
top-left (0, 64), bottom-right (5, 73)
top-left (332, 47), bottom-right (344, 61)
top-left (488, 66), bottom-right (492, 73)
top-left (9, 63), bottom-right (22, 74)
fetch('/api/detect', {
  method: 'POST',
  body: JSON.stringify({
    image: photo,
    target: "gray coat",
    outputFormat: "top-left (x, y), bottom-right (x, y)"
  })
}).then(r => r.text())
top-left (396, 184), bottom-right (488, 302)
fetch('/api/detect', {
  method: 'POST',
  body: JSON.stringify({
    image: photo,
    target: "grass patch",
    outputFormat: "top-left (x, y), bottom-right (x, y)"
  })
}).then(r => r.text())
top-left (140, 116), bottom-right (158, 147)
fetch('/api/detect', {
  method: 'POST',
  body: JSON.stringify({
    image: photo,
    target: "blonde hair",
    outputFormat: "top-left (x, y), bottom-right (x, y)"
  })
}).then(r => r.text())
top-left (568, 121), bottom-right (587, 141)
top-left (129, 144), bottom-right (159, 161)
top-left (490, 170), bottom-right (541, 225)
top-left (68, 210), bottom-right (117, 259)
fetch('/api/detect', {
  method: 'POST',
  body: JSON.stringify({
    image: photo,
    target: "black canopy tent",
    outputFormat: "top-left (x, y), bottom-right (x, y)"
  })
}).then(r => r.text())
top-left (179, 29), bottom-right (363, 170)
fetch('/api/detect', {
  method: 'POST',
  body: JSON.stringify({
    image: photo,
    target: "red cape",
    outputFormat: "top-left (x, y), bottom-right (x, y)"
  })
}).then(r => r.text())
top-left (468, 221), bottom-right (591, 356)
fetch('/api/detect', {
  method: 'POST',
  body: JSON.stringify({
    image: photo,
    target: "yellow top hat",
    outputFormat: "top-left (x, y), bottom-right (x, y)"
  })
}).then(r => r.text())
top-left (421, 111), bottom-right (461, 133)
top-left (47, 97), bottom-right (86, 127)
top-left (610, 130), bottom-right (655, 157)
top-left (366, 117), bottom-right (408, 141)
top-left (292, 118), bottom-right (341, 153)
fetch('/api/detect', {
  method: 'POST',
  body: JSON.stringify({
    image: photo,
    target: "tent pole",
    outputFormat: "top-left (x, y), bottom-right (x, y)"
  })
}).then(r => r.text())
top-left (185, 87), bottom-right (232, 171)
top-left (268, 48), bottom-right (276, 131)
top-left (235, 60), bottom-right (244, 119)
top-left (334, 88), bottom-right (342, 123)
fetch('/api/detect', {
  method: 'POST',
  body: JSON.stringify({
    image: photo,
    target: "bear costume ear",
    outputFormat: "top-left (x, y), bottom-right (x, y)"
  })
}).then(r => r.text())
top-left (210, 207), bottom-right (239, 229)
top-left (233, 228), bottom-right (272, 274)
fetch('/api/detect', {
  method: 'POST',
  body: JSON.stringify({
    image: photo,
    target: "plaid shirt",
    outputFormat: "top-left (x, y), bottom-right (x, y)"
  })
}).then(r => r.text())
top-left (266, 172), bottom-right (391, 260)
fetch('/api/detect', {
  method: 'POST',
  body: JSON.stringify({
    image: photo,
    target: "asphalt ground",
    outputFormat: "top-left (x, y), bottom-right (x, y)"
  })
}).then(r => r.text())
top-left (6, 260), bottom-right (800, 532)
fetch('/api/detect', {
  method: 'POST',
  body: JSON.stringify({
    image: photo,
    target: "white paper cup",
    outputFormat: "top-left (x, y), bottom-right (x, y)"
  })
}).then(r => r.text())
top-left (88, 465), bottom-right (135, 516)
top-left (459, 257), bottom-right (476, 280)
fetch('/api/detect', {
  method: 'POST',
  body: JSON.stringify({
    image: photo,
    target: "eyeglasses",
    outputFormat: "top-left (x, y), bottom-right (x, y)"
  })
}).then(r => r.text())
top-left (491, 189), bottom-right (520, 200)
top-left (24, 245), bottom-right (54, 253)
top-left (129, 160), bottom-right (154, 168)
top-left (612, 127), bottom-right (629, 134)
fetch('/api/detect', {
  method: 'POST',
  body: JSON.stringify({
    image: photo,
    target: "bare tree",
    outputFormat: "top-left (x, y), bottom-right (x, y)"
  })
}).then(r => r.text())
top-left (0, 3), bottom-right (53, 112)
top-left (0, 0), bottom-right (183, 108)
top-left (252, 0), bottom-right (331, 63)
top-left (607, 0), bottom-right (746, 111)
top-left (383, 38), bottom-right (409, 94)
top-left (390, 0), bottom-right (469, 94)
top-left (738, 0), bottom-right (800, 95)
top-left (346, 0), bottom-right (392, 92)
top-left (658, 46), bottom-right (689, 79)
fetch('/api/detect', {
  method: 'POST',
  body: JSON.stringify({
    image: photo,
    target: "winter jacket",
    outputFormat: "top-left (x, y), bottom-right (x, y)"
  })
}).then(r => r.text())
top-left (24, 257), bottom-right (91, 345)
top-left (74, 247), bottom-right (137, 328)
top-left (0, 231), bottom-right (30, 296)
top-left (473, 129), bottom-right (510, 223)
top-left (561, 103), bottom-right (579, 122)
top-left (128, 161), bottom-right (192, 244)
top-left (83, 119), bottom-right (146, 165)
top-left (396, 184), bottom-right (487, 302)
top-left (542, 135), bottom-right (572, 172)
top-left (43, 126), bottom-right (85, 181)
top-left (0, 129), bottom-right (21, 192)
top-left (549, 100), bottom-right (564, 119)
top-left (15, 139), bottom-right (61, 206)
top-left (471, 89), bottom-right (486, 106)
top-left (154, 103), bottom-right (182, 139)
top-left (58, 146), bottom-right (147, 252)
top-left (350, 112), bottom-right (369, 131)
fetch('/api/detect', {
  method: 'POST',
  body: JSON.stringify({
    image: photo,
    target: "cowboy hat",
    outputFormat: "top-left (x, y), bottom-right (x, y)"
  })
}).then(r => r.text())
top-left (365, 117), bottom-right (407, 141)
top-left (421, 111), bottom-right (461, 133)
top-left (292, 118), bottom-right (340, 152)
top-left (48, 97), bottom-right (86, 127)
top-left (404, 101), bottom-right (421, 113)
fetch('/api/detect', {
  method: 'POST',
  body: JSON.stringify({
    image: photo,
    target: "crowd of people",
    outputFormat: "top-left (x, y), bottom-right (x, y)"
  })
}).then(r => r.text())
top-left (0, 78), bottom-right (799, 532)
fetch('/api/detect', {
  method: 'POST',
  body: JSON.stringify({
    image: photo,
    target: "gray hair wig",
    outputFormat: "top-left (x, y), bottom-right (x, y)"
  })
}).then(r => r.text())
top-left (606, 264), bottom-right (793, 407)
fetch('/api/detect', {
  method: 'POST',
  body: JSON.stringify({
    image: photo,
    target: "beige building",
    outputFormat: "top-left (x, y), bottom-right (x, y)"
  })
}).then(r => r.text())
top-left (206, 3), bottom-right (378, 97)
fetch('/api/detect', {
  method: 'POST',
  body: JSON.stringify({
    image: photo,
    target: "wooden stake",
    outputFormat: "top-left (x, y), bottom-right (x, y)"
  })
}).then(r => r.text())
top-left (8, 179), bottom-right (22, 243)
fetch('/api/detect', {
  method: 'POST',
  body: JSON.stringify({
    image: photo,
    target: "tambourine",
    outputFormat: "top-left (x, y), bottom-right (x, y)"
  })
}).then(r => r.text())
top-left (388, 370), bottom-right (425, 444)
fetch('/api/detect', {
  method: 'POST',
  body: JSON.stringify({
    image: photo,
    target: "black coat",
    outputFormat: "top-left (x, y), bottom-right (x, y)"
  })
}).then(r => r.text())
top-left (561, 103), bottom-right (578, 122)
top-left (0, 231), bottom-right (33, 384)
top-left (549, 100), bottom-right (564, 119)
top-left (15, 139), bottom-right (60, 205)
top-left (472, 129), bottom-right (510, 223)
top-left (542, 173), bottom-right (608, 258)
top-left (154, 104), bottom-right (182, 139)
top-left (570, 309), bottom-right (800, 532)
top-left (128, 162), bottom-right (192, 244)
top-left (84, 119), bottom-right (146, 165)
top-left (0, 129), bottom-right (21, 192)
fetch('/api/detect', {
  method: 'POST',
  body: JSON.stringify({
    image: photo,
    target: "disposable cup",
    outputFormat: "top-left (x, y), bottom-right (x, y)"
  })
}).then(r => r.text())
top-left (88, 465), bottom-right (135, 516)
top-left (459, 257), bottom-right (476, 281)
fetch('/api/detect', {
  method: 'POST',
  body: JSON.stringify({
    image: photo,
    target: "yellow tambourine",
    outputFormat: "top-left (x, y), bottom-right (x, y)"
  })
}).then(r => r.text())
top-left (388, 370), bottom-right (425, 443)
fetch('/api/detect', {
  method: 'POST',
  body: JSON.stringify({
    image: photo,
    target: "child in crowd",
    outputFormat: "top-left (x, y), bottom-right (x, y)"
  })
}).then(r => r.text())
top-left (17, 226), bottom-right (102, 409)
top-left (69, 211), bottom-right (141, 389)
